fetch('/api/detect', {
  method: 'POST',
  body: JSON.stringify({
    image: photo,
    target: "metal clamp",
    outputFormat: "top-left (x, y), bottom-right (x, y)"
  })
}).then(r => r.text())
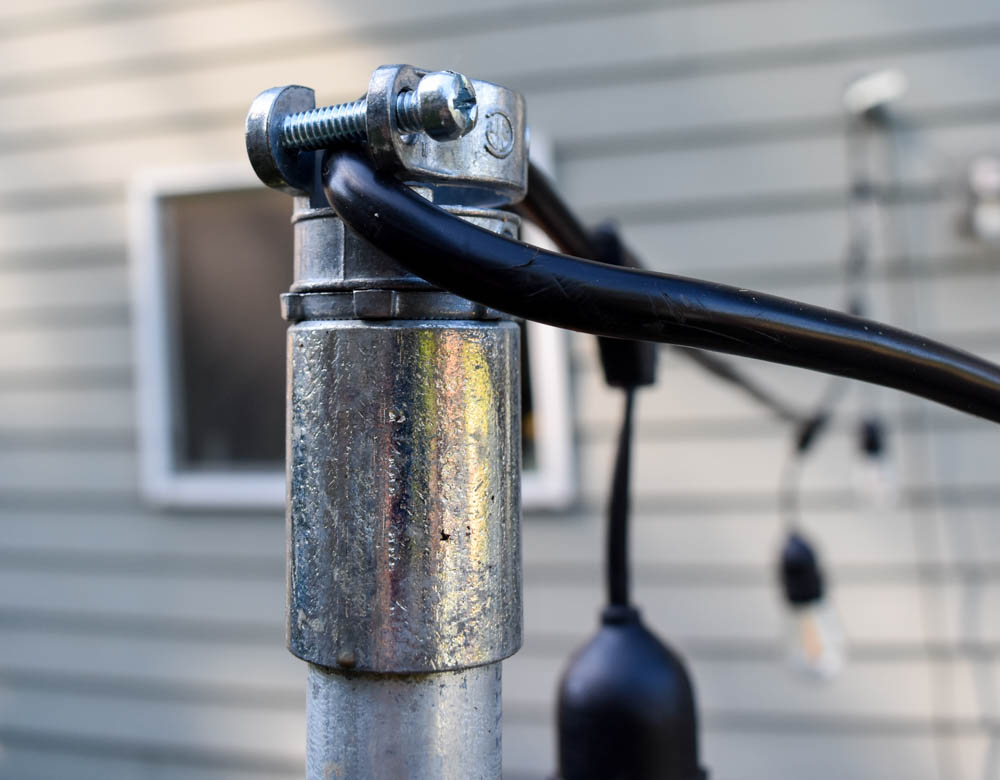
top-left (246, 64), bottom-right (528, 205)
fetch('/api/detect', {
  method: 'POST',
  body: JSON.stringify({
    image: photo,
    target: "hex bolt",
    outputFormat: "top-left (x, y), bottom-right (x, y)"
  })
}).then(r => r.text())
top-left (280, 70), bottom-right (478, 152)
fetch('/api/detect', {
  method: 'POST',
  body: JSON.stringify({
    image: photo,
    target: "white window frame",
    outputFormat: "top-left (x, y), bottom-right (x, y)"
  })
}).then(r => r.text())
top-left (129, 161), bottom-right (575, 511)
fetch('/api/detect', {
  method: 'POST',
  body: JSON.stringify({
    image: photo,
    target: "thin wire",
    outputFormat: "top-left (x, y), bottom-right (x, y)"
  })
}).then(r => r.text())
top-left (882, 112), bottom-right (962, 780)
top-left (776, 114), bottom-right (887, 528)
top-left (607, 388), bottom-right (636, 607)
top-left (779, 378), bottom-right (847, 534)
top-left (778, 448), bottom-right (804, 534)
top-left (792, 115), bottom-right (879, 460)
top-left (890, 107), bottom-right (1000, 776)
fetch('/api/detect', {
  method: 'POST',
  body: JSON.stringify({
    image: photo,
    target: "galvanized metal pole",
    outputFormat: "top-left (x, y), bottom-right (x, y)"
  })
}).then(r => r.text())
top-left (246, 65), bottom-right (529, 779)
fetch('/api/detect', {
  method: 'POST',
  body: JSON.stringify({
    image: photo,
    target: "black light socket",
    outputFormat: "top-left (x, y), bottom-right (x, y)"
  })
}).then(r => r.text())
top-left (555, 606), bottom-right (708, 780)
top-left (780, 531), bottom-right (824, 606)
top-left (859, 416), bottom-right (887, 458)
top-left (590, 224), bottom-right (657, 390)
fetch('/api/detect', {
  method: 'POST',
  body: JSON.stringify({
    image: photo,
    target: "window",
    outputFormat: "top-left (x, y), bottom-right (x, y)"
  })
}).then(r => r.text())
top-left (130, 164), bottom-right (574, 510)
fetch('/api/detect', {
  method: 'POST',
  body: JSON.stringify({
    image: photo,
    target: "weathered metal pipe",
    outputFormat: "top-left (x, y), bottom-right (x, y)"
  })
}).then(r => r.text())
top-left (247, 66), bottom-right (527, 777)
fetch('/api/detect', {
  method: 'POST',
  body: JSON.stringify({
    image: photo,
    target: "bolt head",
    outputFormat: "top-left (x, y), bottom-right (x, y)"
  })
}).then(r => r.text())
top-left (416, 71), bottom-right (478, 141)
top-left (245, 84), bottom-right (316, 193)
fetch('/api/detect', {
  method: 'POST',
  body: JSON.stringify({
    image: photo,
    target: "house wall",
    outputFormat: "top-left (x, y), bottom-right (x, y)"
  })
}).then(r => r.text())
top-left (2, 1), bottom-right (1000, 777)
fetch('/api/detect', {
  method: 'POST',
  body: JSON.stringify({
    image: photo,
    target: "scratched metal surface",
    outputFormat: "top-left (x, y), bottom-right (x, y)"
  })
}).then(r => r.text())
top-left (306, 662), bottom-right (502, 780)
top-left (287, 319), bottom-right (522, 672)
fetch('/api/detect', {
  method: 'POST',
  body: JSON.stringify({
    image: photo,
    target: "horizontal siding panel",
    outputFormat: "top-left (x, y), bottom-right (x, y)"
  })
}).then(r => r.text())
top-left (574, 339), bottom-right (1000, 429)
top-left (504, 653), bottom-right (980, 721)
top-left (0, 569), bottom-right (282, 625)
top-left (0, 513), bottom-right (982, 581)
top-left (0, 510), bottom-right (283, 557)
top-left (0, 263), bottom-right (128, 316)
top-left (0, 127), bottom-right (243, 202)
top-left (0, 629), bottom-right (300, 694)
top-left (4, 33), bottom-right (1000, 164)
top-left (0, 244), bottom-right (125, 272)
top-left (0, 0), bottom-right (686, 82)
top-left (0, 202), bottom-right (126, 254)
top-left (1, 721), bottom-right (981, 780)
top-left (623, 204), bottom-right (990, 278)
top-left (0, 745), bottom-right (299, 780)
top-left (0, 654), bottom-right (980, 749)
top-left (539, 47), bottom-right (1000, 149)
top-left (574, 346), bottom-right (879, 428)
top-left (0, 567), bottom-right (967, 647)
top-left (523, 509), bottom-right (938, 569)
top-left (0, 0), bottom-right (563, 27)
top-left (8, 414), bottom-right (995, 504)
top-left (4, 0), bottom-right (1000, 90)
top-left (0, 323), bottom-right (129, 372)
top-left (503, 720), bottom-right (989, 779)
top-left (0, 386), bottom-right (133, 432)
top-left (0, 126), bottom-right (988, 255)
top-left (699, 729), bottom-right (971, 780)
top-left (0, 623), bottom-right (982, 722)
top-left (525, 580), bottom-right (936, 645)
top-left (0, 449), bottom-right (133, 492)
top-left (0, 499), bottom-right (963, 570)
top-left (561, 123), bottom-right (1000, 214)
top-left (577, 426), bottom-right (1000, 502)
top-left (0, 687), bottom-right (303, 765)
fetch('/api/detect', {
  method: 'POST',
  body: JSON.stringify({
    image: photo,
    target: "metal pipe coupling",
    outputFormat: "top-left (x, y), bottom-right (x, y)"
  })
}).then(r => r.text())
top-left (248, 66), bottom-right (528, 776)
top-left (282, 180), bottom-right (526, 677)
top-left (285, 300), bottom-right (523, 673)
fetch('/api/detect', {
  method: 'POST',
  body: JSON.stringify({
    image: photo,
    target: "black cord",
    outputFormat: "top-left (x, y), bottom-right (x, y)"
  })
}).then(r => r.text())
top-left (513, 162), bottom-right (596, 261)
top-left (324, 151), bottom-right (1000, 424)
top-left (516, 162), bottom-right (804, 424)
top-left (607, 388), bottom-right (635, 607)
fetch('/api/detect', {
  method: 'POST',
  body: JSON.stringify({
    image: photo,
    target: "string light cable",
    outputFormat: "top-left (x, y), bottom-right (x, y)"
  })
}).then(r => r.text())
top-left (513, 161), bottom-right (806, 426)
top-left (323, 150), bottom-right (1000, 424)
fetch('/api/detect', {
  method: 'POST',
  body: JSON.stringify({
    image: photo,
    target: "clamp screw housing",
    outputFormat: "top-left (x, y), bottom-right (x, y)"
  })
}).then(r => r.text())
top-left (280, 70), bottom-right (478, 151)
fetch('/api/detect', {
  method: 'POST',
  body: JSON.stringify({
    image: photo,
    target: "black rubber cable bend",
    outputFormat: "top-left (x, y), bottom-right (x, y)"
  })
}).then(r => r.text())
top-left (516, 162), bottom-right (804, 423)
top-left (323, 151), bottom-right (1000, 424)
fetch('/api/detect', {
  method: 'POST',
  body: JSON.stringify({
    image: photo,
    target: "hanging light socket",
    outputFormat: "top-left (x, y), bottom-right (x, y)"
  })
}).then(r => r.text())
top-left (555, 606), bottom-right (708, 780)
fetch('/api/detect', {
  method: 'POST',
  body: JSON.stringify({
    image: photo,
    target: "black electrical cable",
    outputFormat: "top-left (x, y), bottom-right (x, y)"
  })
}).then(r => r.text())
top-left (607, 388), bottom-right (635, 607)
top-left (323, 151), bottom-right (1000, 424)
top-left (515, 162), bottom-right (804, 425)
top-left (513, 162), bottom-right (596, 261)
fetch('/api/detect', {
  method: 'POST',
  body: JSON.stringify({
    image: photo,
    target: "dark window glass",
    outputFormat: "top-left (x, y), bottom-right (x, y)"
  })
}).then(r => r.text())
top-left (162, 187), bottom-right (536, 472)
top-left (163, 188), bottom-right (292, 469)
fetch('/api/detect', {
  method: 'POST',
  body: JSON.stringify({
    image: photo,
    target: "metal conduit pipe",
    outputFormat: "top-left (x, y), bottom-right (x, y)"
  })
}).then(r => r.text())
top-left (247, 64), bottom-right (529, 779)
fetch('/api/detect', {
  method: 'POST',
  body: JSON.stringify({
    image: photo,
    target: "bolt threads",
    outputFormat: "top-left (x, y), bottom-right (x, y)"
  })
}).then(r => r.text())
top-left (281, 99), bottom-right (367, 151)
top-left (395, 90), bottom-right (422, 134)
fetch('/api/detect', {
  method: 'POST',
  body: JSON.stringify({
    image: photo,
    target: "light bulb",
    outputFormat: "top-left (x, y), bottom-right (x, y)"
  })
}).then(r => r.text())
top-left (853, 452), bottom-right (897, 508)
top-left (842, 68), bottom-right (908, 117)
top-left (779, 532), bottom-right (847, 680)
top-left (854, 417), bottom-right (898, 509)
top-left (785, 599), bottom-right (847, 680)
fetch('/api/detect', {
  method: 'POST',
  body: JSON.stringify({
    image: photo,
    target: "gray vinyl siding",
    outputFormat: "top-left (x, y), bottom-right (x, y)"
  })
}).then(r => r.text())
top-left (2, 1), bottom-right (1000, 777)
